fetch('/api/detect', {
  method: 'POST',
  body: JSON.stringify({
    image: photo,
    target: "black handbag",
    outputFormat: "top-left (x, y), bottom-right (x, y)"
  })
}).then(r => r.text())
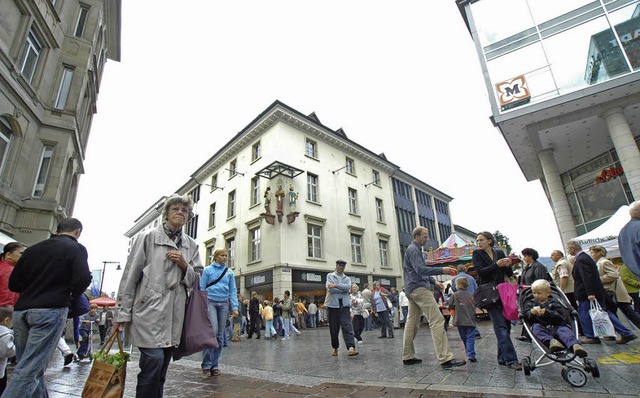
top-left (474, 282), bottom-right (500, 308)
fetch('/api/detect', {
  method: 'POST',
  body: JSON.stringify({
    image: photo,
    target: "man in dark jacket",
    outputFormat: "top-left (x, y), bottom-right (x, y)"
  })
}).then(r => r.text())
top-left (247, 291), bottom-right (261, 339)
top-left (4, 218), bottom-right (91, 397)
top-left (566, 239), bottom-right (636, 345)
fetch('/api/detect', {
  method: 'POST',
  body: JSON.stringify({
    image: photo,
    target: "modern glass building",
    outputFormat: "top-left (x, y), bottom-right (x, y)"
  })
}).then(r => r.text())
top-left (457, 0), bottom-right (640, 243)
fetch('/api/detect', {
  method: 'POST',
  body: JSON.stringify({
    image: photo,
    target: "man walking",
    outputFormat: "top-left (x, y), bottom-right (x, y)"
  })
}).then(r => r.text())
top-left (402, 226), bottom-right (465, 368)
top-left (247, 291), bottom-right (261, 339)
top-left (326, 260), bottom-right (358, 356)
top-left (5, 218), bottom-right (92, 397)
top-left (619, 201), bottom-right (640, 280)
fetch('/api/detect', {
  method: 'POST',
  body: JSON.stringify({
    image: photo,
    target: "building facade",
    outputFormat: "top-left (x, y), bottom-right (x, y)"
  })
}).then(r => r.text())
top-left (125, 101), bottom-right (455, 302)
top-left (457, 0), bottom-right (640, 244)
top-left (0, 0), bottom-right (120, 245)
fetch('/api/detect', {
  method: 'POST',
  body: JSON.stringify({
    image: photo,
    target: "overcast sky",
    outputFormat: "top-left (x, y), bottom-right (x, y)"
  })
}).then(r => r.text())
top-left (73, 1), bottom-right (563, 294)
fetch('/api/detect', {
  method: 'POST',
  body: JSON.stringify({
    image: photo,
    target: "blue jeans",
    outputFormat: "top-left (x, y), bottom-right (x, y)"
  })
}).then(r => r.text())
top-left (532, 324), bottom-right (579, 347)
top-left (577, 299), bottom-right (634, 339)
top-left (201, 300), bottom-right (228, 370)
top-left (283, 317), bottom-right (299, 338)
top-left (309, 313), bottom-right (317, 328)
top-left (77, 329), bottom-right (91, 356)
top-left (401, 306), bottom-right (408, 325)
top-left (457, 326), bottom-right (476, 360)
top-left (137, 347), bottom-right (173, 398)
top-left (486, 305), bottom-right (519, 365)
top-left (264, 320), bottom-right (276, 337)
top-left (3, 308), bottom-right (67, 398)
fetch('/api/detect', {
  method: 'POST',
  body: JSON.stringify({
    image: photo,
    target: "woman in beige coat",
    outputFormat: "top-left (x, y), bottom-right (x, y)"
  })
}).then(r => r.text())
top-left (590, 245), bottom-right (640, 330)
top-left (112, 194), bottom-right (200, 398)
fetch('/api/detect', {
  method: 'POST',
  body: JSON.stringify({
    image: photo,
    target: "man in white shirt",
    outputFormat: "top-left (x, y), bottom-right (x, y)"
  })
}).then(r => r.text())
top-left (308, 301), bottom-right (318, 328)
top-left (398, 287), bottom-right (409, 327)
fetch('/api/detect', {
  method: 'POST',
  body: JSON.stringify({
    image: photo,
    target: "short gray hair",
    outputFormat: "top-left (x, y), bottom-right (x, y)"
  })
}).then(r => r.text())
top-left (161, 194), bottom-right (194, 221)
top-left (566, 239), bottom-right (582, 251)
top-left (630, 201), bottom-right (640, 219)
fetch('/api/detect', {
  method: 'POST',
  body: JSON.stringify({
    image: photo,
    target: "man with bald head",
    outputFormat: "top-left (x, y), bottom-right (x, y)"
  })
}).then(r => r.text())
top-left (618, 201), bottom-right (640, 280)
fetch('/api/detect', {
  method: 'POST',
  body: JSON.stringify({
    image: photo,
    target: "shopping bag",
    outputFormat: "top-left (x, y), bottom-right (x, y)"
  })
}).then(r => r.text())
top-left (82, 332), bottom-right (127, 398)
top-left (173, 274), bottom-right (218, 361)
top-left (473, 282), bottom-right (499, 308)
top-left (589, 300), bottom-right (615, 338)
top-left (497, 281), bottom-right (519, 321)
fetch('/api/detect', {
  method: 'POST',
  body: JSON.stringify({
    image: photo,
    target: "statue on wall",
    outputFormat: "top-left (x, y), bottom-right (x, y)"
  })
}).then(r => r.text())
top-left (264, 186), bottom-right (272, 215)
top-left (288, 184), bottom-right (298, 213)
top-left (275, 184), bottom-right (285, 214)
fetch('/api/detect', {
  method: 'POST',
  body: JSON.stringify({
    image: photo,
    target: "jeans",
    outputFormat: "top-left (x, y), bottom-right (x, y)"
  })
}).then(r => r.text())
top-left (264, 320), bottom-right (276, 337)
top-left (577, 299), bottom-right (634, 338)
top-left (531, 324), bottom-right (579, 347)
top-left (309, 313), bottom-right (317, 328)
top-left (486, 305), bottom-right (519, 365)
top-left (3, 307), bottom-right (68, 398)
top-left (614, 302), bottom-right (640, 329)
top-left (274, 315), bottom-right (283, 336)
top-left (328, 307), bottom-right (356, 349)
top-left (283, 317), bottom-right (299, 338)
top-left (352, 314), bottom-right (365, 342)
top-left (364, 314), bottom-right (373, 331)
top-left (402, 287), bottom-right (453, 363)
top-left (137, 347), bottom-right (173, 398)
top-left (77, 329), bottom-right (91, 356)
top-left (376, 310), bottom-right (394, 337)
top-left (457, 326), bottom-right (476, 360)
top-left (401, 306), bottom-right (408, 325)
top-left (202, 300), bottom-right (229, 370)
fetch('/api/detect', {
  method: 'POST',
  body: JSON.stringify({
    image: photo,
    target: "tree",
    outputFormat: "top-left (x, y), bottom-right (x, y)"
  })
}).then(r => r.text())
top-left (493, 230), bottom-right (512, 255)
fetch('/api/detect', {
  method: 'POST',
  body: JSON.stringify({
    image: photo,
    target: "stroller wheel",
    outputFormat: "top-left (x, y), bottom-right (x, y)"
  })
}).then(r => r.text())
top-left (585, 358), bottom-right (600, 378)
top-left (561, 367), bottom-right (588, 387)
top-left (522, 357), bottom-right (532, 376)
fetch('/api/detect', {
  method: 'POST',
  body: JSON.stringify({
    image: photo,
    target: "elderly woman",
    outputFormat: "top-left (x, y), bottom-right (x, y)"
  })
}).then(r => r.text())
top-left (349, 284), bottom-right (365, 345)
top-left (201, 248), bottom-right (238, 376)
top-left (472, 231), bottom-right (521, 370)
top-left (590, 245), bottom-right (640, 329)
top-left (112, 194), bottom-right (200, 398)
top-left (371, 281), bottom-right (394, 339)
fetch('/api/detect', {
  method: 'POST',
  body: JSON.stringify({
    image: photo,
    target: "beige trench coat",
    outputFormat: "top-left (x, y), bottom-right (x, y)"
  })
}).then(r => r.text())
top-left (114, 224), bottom-right (200, 348)
top-left (597, 258), bottom-right (632, 304)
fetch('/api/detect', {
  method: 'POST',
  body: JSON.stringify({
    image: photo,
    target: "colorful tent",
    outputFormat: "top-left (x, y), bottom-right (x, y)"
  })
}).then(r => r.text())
top-left (90, 296), bottom-right (116, 307)
top-left (439, 233), bottom-right (471, 249)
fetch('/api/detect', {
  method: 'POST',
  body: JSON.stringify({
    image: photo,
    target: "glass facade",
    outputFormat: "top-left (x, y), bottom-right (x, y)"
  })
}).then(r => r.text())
top-left (470, 0), bottom-right (640, 111)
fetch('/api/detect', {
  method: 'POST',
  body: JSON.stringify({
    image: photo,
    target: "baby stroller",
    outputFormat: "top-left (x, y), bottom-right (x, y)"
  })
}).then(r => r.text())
top-left (518, 285), bottom-right (599, 387)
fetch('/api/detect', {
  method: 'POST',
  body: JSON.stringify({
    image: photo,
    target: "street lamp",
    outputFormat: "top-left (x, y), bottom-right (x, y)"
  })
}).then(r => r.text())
top-left (100, 261), bottom-right (121, 297)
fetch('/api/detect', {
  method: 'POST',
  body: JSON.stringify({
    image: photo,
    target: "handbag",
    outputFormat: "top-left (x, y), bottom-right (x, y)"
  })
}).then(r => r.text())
top-left (589, 300), bottom-right (615, 338)
top-left (82, 332), bottom-right (127, 398)
top-left (473, 282), bottom-right (500, 308)
top-left (172, 274), bottom-right (218, 361)
top-left (497, 281), bottom-right (519, 321)
top-left (362, 308), bottom-right (370, 319)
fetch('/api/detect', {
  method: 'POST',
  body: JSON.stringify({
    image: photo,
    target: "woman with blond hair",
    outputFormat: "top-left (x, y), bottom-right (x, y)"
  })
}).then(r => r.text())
top-left (201, 248), bottom-right (238, 376)
top-left (349, 284), bottom-right (365, 345)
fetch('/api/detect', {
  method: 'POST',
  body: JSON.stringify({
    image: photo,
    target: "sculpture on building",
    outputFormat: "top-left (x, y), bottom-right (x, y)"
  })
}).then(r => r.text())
top-left (275, 184), bottom-right (285, 214)
top-left (264, 186), bottom-right (272, 214)
top-left (288, 184), bottom-right (298, 213)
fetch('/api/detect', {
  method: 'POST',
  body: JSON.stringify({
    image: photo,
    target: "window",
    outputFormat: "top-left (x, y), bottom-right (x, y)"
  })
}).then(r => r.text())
top-left (190, 185), bottom-right (200, 203)
top-left (307, 224), bottom-right (322, 258)
top-left (372, 170), bottom-right (381, 186)
top-left (19, 30), bottom-right (42, 84)
top-left (227, 190), bottom-right (236, 218)
top-left (0, 118), bottom-right (13, 176)
top-left (375, 198), bottom-right (384, 222)
top-left (250, 177), bottom-right (260, 206)
top-left (74, 5), bottom-right (89, 38)
top-left (346, 157), bottom-right (356, 175)
top-left (305, 138), bottom-right (317, 158)
top-left (229, 159), bottom-right (237, 179)
top-left (211, 173), bottom-right (218, 191)
top-left (350, 234), bottom-right (363, 264)
top-left (251, 141), bottom-right (261, 162)
top-left (226, 237), bottom-right (235, 269)
top-left (185, 214), bottom-right (198, 239)
top-left (33, 145), bottom-right (54, 197)
top-left (205, 244), bottom-right (215, 264)
top-left (348, 188), bottom-right (358, 214)
top-left (379, 240), bottom-right (389, 268)
top-left (249, 226), bottom-right (261, 262)
top-left (54, 67), bottom-right (74, 109)
top-left (209, 203), bottom-right (216, 228)
top-left (307, 173), bottom-right (318, 202)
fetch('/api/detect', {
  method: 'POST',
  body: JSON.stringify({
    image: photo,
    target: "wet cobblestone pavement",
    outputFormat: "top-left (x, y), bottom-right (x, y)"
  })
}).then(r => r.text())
top-left (15, 319), bottom-right (639, 397)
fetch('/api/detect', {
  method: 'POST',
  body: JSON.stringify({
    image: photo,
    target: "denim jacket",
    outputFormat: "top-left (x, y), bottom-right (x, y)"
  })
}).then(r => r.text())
top-left (326, 271), bottom-right (352, 308)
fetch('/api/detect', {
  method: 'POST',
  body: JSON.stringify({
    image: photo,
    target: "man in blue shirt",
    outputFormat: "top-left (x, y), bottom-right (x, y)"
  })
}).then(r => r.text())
top-left (619, 201), bottom-right (640, 281)
top-left (326, 260), bottom-right (358, 357)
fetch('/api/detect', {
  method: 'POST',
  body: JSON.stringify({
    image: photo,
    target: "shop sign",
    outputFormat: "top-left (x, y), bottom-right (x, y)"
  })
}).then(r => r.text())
top-left (292, 270), bottom-right (326, 284)
top-left (595, 166), bottom-right (624, 184)
top-left (301, 272), bottom-right (322, 282)
top-left (245, 271), bottom-right (272, 287)
top-left (373, 276), bottom-right (396, 288)
top-left (495, 75), bottom-right (530, 111)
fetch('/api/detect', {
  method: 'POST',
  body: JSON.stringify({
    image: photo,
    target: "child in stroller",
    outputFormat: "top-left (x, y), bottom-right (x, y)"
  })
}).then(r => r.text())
top-left (523, 280), bottom-right (587, 358)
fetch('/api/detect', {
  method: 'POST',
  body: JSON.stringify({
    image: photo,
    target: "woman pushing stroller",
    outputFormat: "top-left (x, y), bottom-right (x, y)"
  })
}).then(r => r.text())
top-left (524, 280), bottom-right (587, 358)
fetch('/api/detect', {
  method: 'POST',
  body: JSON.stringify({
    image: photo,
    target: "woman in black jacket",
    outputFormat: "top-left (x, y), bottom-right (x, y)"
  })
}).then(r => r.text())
top-left (472, 231), bottom-right (521, 370)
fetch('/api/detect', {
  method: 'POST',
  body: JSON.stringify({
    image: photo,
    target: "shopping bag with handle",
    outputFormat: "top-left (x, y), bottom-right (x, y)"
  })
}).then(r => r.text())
top-left (82, 331), bottom-right (128, 398)
top-left (589, 300), bottom-right (615, 338)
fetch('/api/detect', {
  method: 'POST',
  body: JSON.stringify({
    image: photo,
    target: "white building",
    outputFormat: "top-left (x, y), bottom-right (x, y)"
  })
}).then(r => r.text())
top-left (126, 100), bottom-right (455, 302)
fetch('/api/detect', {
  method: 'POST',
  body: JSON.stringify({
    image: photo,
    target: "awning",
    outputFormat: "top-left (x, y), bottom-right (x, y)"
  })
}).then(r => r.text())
top-left (255, 161), bottom-right (305, 180)
top-left (0, 231), bottom-right (16, 250)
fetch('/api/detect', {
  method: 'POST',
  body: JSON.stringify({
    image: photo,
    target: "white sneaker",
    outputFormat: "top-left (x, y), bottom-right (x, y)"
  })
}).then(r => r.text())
top-left (357, 340), bottom-right (364, 346)
top-left (281, 337), bottom-right (290, 341)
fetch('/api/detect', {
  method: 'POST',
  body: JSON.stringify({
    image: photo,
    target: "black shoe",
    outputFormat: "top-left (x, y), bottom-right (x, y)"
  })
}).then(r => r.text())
top-left (387, 336), bottom-right (394, 339)
top-left (403, 358), bottom-right (422, 365)
top-left (256, 336), bottom-right (261, 340)
top-left (498, 361), bottom-right (506, 366)
top-left (617, 334), bottom-right (638, 344)
top-left (475, 334), bottom-right (482, 339)
top-left (515, 336), bottom-right (531, 342)
top-left (63, 353), bottom-right (74, 366)
top-left (378, 335), bottom-right (387, 338)
top-left (469, 358), bottom-right (477, 362)
top-left (507, 363), bottom-right (522, 371)
top-left (441, 359), bottom-right (466, 369)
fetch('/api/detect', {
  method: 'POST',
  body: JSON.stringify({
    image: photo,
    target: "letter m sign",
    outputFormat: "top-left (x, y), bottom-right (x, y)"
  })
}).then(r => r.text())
top-left (495, 75), bottom-right (531, 110)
